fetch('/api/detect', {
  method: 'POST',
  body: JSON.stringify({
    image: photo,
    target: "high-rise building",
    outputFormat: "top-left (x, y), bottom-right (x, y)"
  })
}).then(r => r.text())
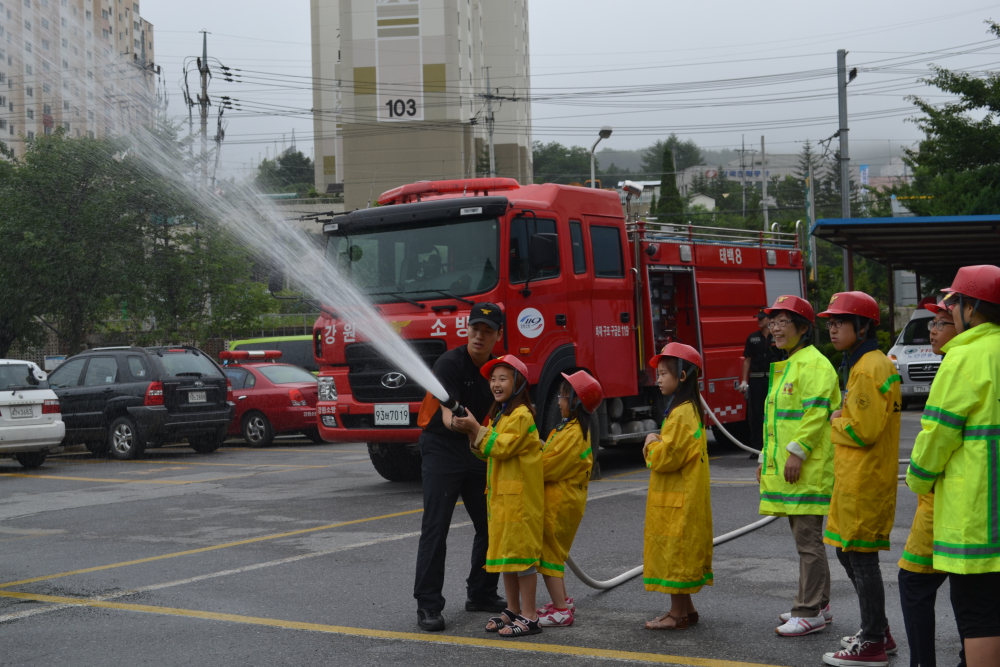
top-left (310, 0), bottom-right (532, 209)
top-left (0, 0), bottom-right (158, 158)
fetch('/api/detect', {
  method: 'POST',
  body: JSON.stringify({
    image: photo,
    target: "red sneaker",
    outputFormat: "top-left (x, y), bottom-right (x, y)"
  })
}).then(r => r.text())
top-left (822, 641), bottom-right (888, 667)
top-left (883, 626), bottom-right (897, 655)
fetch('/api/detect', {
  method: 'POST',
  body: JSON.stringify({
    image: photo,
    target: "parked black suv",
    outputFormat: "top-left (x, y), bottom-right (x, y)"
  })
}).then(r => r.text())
top-left (47, 346), bottom-right (235, 460)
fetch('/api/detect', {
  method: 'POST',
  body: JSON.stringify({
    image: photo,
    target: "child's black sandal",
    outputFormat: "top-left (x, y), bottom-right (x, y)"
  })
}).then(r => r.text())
top-left (485, 609), bottom-right (516, 633)
top-left (498, 614), bottom-right (542, 638)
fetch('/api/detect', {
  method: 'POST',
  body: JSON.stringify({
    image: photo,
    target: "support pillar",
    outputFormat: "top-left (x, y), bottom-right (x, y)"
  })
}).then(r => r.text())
top-left (887, 265), bottom-right (895, 340)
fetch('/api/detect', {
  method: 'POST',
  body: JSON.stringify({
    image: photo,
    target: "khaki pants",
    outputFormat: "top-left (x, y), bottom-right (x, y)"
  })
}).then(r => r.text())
top-left (788, 514), bottom-right (831, 617)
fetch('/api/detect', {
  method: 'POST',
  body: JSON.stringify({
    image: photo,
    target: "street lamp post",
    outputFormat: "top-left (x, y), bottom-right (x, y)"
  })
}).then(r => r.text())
top-left (590, 126), bottom-right (613, 188)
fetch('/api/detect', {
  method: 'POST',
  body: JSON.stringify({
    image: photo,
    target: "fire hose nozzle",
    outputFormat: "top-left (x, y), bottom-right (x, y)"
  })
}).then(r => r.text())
top-left (441, 397), bottom-right (468, 418)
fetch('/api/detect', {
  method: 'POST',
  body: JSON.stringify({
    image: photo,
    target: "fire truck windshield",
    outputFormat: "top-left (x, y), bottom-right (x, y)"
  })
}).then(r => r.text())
top-left (324, 217), bottom-right (500, 303)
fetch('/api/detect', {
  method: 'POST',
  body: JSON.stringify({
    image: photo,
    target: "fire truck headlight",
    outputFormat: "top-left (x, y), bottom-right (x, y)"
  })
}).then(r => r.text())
top-left (318, 376), bottom-right (337, 402)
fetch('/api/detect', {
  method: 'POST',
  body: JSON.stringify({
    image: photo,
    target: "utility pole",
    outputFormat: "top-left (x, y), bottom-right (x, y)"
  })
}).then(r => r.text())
top-left (476, 67), bottom-right (518, 178)
top-left (837, 49), bottom-right (854, 290)
top-left (761, 135), bottom-right (768, 228)
top-left (198, 31), bottom-right (211, 189)
top-left (735, 135), bottom-right (757, 223)
top-left (806, 164), bottom-right (818, 282)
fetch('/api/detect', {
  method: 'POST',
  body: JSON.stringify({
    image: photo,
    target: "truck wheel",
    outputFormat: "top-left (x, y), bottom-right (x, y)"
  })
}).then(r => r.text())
top-left (241, 412), bottom-right (274, 448)
top-left (15, 451), bottom-right (47, 469)
top-left (303, 428), bottom-right (325, 444)
top-left (108, 416), bottom-right (145, 460)
top-left (85, 440), bottom-right (109, 457)
top-left (367, 443), bottom-right (422, 482)
top-left (190, 427), bottom-right (226, 454)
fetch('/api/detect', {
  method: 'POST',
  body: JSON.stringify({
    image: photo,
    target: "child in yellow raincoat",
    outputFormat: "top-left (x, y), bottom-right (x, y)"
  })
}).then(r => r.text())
top-left (536, 371), bottom-right (604, 628)
top-left (642, 343), bottom-right (713, 631)
top-left (470, 355), bottom-right (544, 638)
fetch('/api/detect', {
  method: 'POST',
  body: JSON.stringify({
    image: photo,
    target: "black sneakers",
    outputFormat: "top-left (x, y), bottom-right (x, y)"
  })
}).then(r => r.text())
top-left (417, 608), bottom-right (445, 632)
top-left (465, 594), bottom-right (508, 613)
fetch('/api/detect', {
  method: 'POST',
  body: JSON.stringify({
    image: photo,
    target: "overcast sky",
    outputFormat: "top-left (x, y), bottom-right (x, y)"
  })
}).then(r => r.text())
top-left (145, 0), bottom-right (1000, 176)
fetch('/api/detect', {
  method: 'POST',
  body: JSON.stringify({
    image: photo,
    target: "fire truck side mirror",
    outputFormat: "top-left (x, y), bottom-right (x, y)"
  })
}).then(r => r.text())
top-left (529, 233), bottom-right (559, 271)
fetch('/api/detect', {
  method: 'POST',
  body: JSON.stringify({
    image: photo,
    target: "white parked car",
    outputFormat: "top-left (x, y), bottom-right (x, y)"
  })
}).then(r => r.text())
top-left (0, 359), bottom-right (65, 468)
top-left (887, 308), bottom-right (942, 410)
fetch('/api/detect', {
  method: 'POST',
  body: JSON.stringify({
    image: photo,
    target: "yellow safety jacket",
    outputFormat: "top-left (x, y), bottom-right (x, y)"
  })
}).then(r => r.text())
top-left (907, 322), bottom-right (1000, 575)
top-left (825, 345), bottom-right (901, 552)
top-left (643, 400), bottom-right (714, 594)
top-left (474, 404), bottom-right (544, 573)
top-left (538, 418), bottom-right (593, 578)
top-left (759, 344), bottom-right (841, 516)
top-left (898, 493), bottom-right (942, 574)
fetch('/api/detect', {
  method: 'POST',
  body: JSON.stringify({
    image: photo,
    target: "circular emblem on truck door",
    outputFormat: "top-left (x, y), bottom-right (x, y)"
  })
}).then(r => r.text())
top-left (517, 308), bottom-right (545, 339)
top-left (381, 372), bottom-right (407, 389)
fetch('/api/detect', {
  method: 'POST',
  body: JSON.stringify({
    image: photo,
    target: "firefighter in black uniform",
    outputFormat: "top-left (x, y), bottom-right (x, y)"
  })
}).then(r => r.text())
top-left (740, 309), bottom-right (781, 457)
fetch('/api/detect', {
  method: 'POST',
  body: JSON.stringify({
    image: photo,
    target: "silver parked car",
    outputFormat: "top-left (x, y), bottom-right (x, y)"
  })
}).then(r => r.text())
top-left (0, 359), bottom-right (66, 468)
top-left (887, 309), bottom-right (941, 410)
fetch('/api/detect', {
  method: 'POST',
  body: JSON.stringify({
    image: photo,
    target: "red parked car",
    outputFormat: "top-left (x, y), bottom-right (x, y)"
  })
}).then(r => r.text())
top-left (219, 351), bottom-right (322, 447)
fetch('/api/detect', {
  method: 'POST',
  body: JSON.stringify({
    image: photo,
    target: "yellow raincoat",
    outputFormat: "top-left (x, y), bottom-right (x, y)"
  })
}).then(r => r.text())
top-left (898, 493), bottom-right (941, 574)
top-left (538, 418), bottom-right (593, 578)
top-left (643, 400), bottom-right (713, 594)
top-left (759, 345), bottom-right (841, 516)
top-left (825, 345), bottom-right (901, 552)
top-left (473, 404), bottom-right (543, 573)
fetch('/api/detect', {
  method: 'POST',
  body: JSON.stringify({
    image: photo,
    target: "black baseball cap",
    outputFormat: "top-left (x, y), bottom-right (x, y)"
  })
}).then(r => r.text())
top-left (756, 309), bottom-right (769, 320)
top-left (469, 302), bottom-right (504, 331)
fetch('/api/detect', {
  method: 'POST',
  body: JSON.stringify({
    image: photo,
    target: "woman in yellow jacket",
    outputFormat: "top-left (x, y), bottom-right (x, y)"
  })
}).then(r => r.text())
top-left (897, 296), bottom-right (966, 667)
top-left (470, 355), bottom-right (544, 638)
top-left (817, 292), bottom-right (901, 667)
top-left (536, 371), bottom-right (604, 627)
top-left (642, 343), bottom-right (713, 631)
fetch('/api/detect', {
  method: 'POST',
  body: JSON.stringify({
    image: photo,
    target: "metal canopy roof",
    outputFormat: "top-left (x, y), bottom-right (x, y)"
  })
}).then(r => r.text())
top-left (810, 215), bottom-right (1000, 273)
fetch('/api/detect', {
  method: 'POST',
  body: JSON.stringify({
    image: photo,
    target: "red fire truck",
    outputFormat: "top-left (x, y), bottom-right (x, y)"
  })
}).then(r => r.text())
top-left (312, 178), bottom-right (806, 481)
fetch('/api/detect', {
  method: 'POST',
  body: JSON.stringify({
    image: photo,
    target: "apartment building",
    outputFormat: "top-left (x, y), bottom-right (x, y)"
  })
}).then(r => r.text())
top-left (310, 0), bottom-right (533, 209)
top-left (0, 0), bottom-right (157, 158)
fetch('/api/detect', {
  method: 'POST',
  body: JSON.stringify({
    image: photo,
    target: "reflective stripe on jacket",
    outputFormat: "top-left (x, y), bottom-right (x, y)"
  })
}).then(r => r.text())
top-left (643, 400), bottom-right (714, 594)
top-left (538, 418), bottom-right (592, 578)
top-left (759, 345), bottom-right (841, 516)
top-left (825, 349), bottom-right (901, 552)
top-left (907, 322), bottom-right (1000, 574)
top-left (898, 493), bottom-right (942, 574)
top-left (475, 404), bottom-right (544, 573)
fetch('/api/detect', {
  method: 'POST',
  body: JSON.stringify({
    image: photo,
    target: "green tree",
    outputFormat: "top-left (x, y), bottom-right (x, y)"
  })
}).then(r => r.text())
top-left (255, 150), bottom-right (315, 193)
top-left (640, 135), bottom-right (704, 176)
top-left (656, 147), bottom-right (684, 219)
top-left (531, 141), bottom-right (594, 185)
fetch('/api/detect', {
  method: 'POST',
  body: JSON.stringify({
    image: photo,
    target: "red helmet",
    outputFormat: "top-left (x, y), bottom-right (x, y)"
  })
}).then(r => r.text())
top-left (924, 299), bottom-right (953, 315)
top-left (764, 295), bottom-right (816, 324)
top-left (560, 370), bottom-right (605, 413)
top-left (648, 342), bottom-right (703, 374)
top-left (481, 354), bottom-right (530, 381)
top-left (818, 291), bottom-right (880, 324)
top-left (942, 265), bottom-right (1000, 305)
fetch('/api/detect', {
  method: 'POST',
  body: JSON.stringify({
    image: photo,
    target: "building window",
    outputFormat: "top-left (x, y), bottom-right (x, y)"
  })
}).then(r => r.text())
top-left (134, 39), bottom-right (138, 48)
top-left (62, 59), bottom-right (68, 68)
top-left (0, 119), bottom-right (5, 129)
top-left (85, 10), bottom-right (90, 19)
top-left (26, 108), bottom-right (33, 118)
top-left (42, 61), bottom-right (49, 71)
top-left (103, 29), bottom-right (109, 39)
top-left (25, 64), bottom-right (31, 74)
top-left (88, 110), bottom-right (93, 119)
top-left (25, 86), bottom-right (32, 96)
top-left (24, 19), bottom-right (30, 29)
top-left (133, 2), bottom-right (138, 11)
top-left (102, 9), bottom-right (107, 18)
top-left (61, 38), bottom-right (67, 47)
top-left (25, 42), bottom-right (32, 53)
top-left (62, 100), bottom-right (68, 109)
top-left (88, 130), bottom-right (93, 138)
top-left (87, 51), bottom-right (92, 60)
top-left (43, 103), bottom-right (51, 114)
top-left (42, 83), bottom-right (49, 93)
top-left (44, 125), bottom-right (52, 135)
top-left (26, 131), bottom-right (33, 140)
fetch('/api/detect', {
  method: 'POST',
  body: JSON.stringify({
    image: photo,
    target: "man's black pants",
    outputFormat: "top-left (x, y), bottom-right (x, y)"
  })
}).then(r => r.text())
top-left (748, 377), bottom-right (769, 451)
top-left (898, 568), bottom-right (966, 667)
top-left (413, 431), bottom-right (499, 612)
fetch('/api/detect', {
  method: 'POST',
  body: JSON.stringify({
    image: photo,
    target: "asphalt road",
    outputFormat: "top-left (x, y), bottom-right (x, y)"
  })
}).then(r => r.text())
top-left (0, 408), bottom-right (964, 667)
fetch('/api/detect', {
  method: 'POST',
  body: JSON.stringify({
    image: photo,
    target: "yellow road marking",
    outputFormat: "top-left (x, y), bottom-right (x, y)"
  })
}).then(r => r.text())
top-left (0, 473), bottom-right (193, 485)
top-left (608, 468), bottom-right (648, 479)
top-left (0, 591), bottom-right (786, 667)
top-left (0, 507), bottom-right (425, 589)
top-left (222, 447), bottom-right (368, 454)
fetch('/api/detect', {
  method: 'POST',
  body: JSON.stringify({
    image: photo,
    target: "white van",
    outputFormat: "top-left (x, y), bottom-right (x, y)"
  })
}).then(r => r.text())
top-left (887, 309), bottom-right (941, 409)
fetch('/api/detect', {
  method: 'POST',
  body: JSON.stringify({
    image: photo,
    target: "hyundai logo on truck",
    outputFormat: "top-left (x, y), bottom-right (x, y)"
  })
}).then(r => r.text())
top-left (381, 372), bottom-right (407, 389)
top-left (517, 308), bottom-right (545, 338)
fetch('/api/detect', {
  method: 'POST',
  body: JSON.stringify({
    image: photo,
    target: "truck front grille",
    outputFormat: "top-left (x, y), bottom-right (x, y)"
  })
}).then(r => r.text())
top-left (344, 340), bottom-right (447, 403)
top-left (907, 362), bottom-right (940, 383)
